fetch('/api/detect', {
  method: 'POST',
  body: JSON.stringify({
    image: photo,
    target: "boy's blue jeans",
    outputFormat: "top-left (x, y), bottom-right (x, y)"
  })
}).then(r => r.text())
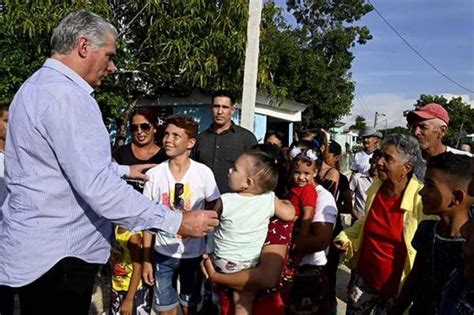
top-left (153, 252), bottom-right (203, 312)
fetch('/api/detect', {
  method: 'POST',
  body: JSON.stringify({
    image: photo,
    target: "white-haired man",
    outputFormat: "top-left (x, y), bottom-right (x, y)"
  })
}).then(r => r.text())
top-left (407, 103), bottom-right (472, 160)
top-left (0, 11), bottom-right (218, 314)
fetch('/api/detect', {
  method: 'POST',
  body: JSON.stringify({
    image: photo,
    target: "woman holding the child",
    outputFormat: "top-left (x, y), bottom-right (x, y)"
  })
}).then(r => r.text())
top-left (201, 144), bottom-right (294, 314)
top-left (334, 134), bottom-right (430, 314)
top-left (201, 143), bottom-right (338, 315)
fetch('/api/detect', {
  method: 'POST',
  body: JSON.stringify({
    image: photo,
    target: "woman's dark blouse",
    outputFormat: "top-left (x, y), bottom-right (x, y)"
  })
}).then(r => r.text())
top-left (112, 143), bottom-right (167, 192)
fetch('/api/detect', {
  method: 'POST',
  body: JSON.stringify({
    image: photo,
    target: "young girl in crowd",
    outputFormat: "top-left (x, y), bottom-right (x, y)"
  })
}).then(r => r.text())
top-left (110, 227), bottom-right (149, 315)
top-left (282, 146), bottom-right (319, 301)
top-left (287, 146), bottom-right (338, 314)
top-left (212, 150), bottom-right (295, 315)
top-left (300, 128), bottom-right (339, 195)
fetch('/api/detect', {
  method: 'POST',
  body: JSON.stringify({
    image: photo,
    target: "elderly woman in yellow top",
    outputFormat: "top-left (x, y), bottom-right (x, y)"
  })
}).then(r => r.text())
top-left (334, 134), bottom-right (430, 314)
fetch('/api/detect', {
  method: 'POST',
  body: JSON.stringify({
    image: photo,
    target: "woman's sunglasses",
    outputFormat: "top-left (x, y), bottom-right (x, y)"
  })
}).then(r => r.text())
top-left (129, 123), bottom-right (152, 133)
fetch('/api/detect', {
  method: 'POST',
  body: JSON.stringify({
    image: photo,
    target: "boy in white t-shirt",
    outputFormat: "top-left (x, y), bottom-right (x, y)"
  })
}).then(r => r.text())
top-left (142, 115), bottom-right (221, 315)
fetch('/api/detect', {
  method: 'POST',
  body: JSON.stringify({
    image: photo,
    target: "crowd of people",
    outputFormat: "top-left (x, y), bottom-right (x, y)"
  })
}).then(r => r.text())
top-left (0, 10), bottom-right (473, 315)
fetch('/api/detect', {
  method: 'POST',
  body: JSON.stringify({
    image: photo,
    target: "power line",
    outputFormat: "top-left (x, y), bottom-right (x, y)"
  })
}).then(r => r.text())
top-left (117, 2), bottom-right (150, 38)
top-left (354, 90), bottom-right (371, 118)
top-left (368, 0), bottom-right (474, 94)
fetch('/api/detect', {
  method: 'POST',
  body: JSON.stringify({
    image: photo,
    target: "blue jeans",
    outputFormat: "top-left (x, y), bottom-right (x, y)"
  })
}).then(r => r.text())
top-left (153, 252), bottom-right (203, 312)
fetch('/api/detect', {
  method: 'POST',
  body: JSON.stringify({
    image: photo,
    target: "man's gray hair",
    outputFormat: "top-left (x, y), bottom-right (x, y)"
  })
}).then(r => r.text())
top-left (384, 133), bottom-right (424, 175)
top-left (50, 10), bottom-right (117, 55)
top-left (431, 118), bottom-right (448, 129)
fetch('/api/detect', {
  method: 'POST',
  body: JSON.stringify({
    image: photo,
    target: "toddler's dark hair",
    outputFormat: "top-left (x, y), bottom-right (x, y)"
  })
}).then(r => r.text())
top-left (249, 143), bottom-right (289, 198)
top-left (243, 150), bottom-right (279, 194)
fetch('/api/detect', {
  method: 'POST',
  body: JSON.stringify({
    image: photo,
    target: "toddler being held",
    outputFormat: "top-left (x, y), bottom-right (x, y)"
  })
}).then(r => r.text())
top-left (212, 150), bottom-right (295, 315)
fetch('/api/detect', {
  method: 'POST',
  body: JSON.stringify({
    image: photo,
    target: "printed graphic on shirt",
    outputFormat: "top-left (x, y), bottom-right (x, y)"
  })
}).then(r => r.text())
top-left (160, 182), bottom-right (193, 211)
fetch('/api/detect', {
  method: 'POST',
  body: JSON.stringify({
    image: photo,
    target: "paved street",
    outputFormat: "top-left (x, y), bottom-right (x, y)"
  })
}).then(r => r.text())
top-left (11, 261), bottom-right (351, 314)
top-left (86, 264), bottom-right (351, 314)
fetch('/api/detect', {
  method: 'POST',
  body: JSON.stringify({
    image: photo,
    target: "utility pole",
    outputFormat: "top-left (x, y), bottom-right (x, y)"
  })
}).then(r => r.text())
top-left (374, 111), bottom-right (385, 128)
top-left (240, 0), bottom-right (263, 131)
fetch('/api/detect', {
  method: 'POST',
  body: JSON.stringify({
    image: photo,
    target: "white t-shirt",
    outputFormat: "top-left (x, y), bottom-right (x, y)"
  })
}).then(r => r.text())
top-left (351, 150), bottom-right (374, 176)
top-left (299, 185), bottom-right (338, 267)
top-left (213, 192), bottom-right (275, 262)
top-left (447, 146), bottom-right (473, 157)
top-left (349, 173), bottom-right (373, 218)
top-left (143, 159), bottom-right (220, 258)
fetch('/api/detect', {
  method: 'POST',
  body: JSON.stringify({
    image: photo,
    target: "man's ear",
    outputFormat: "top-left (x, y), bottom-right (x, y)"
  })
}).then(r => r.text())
top-left (77, 36), bottom-right (90, 58)
top-left (439, 125), bottom-right (447, 137)
top-left (450, 189), bottom-right (465, 207)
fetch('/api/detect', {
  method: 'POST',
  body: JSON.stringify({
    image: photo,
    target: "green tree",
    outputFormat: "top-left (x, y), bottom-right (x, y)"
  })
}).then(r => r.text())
top-left (277, 0), bottom-right (373, 129)
top-left (0, 0), bottom-right (251, 146)
top-left (1, 0), bottom-right (373, 142)
top-left (414, 94), bottom-right (474, 146)
top-left (349, 115), bottom-right (367, 131)
top-left (0, 1), bottom-right (113, 107)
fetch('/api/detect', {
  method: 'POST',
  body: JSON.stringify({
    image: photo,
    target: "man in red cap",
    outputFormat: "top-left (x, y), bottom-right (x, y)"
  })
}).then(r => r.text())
top-left (407, 103), bottom-right (472, 160)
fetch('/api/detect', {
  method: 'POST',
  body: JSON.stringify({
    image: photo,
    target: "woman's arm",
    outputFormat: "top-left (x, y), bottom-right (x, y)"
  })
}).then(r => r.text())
top-left (337, 187), bottom-right (353, 215)
top-left (201, 244), bottom-right (287, 291)
top-left (205, 198), bottom-right (223, 217)
top-left (299, 205), bottom-right (315, 235)
top-left (274, 197), bottom-right (296, 221)
top-left (121, 233), bottom-right (144, 315)
top-left (323, 168), bottom-right (340, 196)
top-left (293, 222), bottom-right (334, 255)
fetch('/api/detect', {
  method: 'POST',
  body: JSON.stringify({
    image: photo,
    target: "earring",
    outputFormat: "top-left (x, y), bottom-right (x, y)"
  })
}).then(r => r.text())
top-left (397, 173), bottom-right (406, 182)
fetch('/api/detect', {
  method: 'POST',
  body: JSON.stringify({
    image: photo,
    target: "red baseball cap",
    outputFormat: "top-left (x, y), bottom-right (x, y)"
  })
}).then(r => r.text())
top-left (407, 103), bottom-right (450, 125)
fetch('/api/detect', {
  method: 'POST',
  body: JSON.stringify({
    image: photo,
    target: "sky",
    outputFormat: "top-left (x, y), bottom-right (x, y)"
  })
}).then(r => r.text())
top-left (276, 0), bottom-right (474, 128)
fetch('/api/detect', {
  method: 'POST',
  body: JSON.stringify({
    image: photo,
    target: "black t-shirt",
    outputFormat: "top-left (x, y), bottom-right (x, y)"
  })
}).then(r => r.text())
top-left (410, 220), bottom-right (465, 314)
top-left (194, 123), bottom-right (257, 194)
top-left (112, 143), bottom-right (168, 192)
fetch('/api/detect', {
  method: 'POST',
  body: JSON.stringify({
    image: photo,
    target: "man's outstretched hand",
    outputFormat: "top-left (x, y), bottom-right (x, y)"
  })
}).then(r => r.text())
top-left (178, 210), bottom-right (219, 238)
top-left (128, 164), bottom-right (157, 181)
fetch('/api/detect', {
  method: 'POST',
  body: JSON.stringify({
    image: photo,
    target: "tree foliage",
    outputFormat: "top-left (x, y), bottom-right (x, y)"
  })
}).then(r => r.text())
top-left (413, 94), bottom-right (474, 146)
top-left (349, 115), bottom-right (367, 131)
top-left (0, 0), bottom-right (251, 146)
top-left (0, 1), bottom-right (112, 107)
top-left (1, 0), bottom-right (373, 140)
top-left (111, 0), bottom-right (249, 97)
top-left (258, 0), bottom-right (373, 129)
